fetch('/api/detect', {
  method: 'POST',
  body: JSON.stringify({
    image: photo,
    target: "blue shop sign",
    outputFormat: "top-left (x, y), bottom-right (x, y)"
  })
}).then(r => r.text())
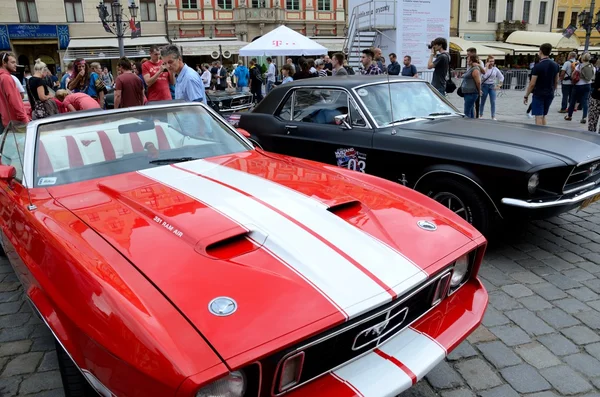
top-left (0, 24), bottom-right (70, 50)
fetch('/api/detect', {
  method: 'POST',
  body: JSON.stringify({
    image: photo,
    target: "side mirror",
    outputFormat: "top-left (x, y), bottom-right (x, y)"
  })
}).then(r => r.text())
top-left (237, 128), bottom-right (251, 138)
top-left (0, 165), bottom-right (16, 183)
top-left (334, 114), bottom-right (351, 129)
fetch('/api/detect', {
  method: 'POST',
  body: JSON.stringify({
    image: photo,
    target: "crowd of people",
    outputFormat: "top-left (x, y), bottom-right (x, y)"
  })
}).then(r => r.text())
top-left (4, 40), bottom-right (598, 134)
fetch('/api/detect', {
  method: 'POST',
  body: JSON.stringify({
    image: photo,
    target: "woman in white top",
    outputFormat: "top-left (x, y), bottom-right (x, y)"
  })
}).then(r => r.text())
top-left (479, 55), bottom-right (504, 120)
top-left (200, 64), bottom-right (211, 89)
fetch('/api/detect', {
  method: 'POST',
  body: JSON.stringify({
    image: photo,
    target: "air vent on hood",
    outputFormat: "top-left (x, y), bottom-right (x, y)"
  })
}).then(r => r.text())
top-left (195, 226), bottom-right (268, 260)
top-left (326, 199), bottom-right (364, 215)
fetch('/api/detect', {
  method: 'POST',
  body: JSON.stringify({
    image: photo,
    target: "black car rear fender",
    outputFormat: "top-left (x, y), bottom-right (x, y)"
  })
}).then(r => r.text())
top-left (413, 165), bottom-right (502, 219)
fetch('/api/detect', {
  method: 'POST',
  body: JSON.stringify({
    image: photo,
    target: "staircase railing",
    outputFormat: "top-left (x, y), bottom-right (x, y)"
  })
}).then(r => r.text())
top-left (343, 0), bottom-right (396, 54)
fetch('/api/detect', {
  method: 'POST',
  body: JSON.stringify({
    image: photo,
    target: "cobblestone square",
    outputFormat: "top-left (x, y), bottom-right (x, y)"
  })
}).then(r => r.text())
top-left (1, 91), bottom-right (600, 396)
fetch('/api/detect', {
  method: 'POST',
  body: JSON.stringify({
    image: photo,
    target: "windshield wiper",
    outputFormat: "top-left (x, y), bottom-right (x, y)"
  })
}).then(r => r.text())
top-left (428, 112), bottom-right (454, 116)
top-left (387, 117), bottom-right (417, 125)
top-left (149, 157), bottom-right (198, 165)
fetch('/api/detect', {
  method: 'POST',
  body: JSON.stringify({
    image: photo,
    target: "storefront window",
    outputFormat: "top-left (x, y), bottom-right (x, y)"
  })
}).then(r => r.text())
top-left (64, 0), bottom-right (84, 22)
top-left (140, 0), bottom-right (157, 21)
top-left (16, 0), bottom-right (38, 22)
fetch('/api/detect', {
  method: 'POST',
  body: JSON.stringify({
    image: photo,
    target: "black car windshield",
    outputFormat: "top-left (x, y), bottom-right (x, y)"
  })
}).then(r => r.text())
top-left (355, 81), bottom-right (459, 126)
top-left (34, 104), bottom-right (250, 187)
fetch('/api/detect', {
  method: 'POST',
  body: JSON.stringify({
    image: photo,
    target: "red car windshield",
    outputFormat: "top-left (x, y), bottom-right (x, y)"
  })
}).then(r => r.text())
top-left (33, 105), bottom-right (250, 187)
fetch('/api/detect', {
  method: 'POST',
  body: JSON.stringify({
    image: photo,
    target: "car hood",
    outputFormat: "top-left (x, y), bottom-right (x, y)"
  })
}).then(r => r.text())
top-left (48, 151), bottom-right (476, 366)
top-left (404, 117), bottom-right (600, 164)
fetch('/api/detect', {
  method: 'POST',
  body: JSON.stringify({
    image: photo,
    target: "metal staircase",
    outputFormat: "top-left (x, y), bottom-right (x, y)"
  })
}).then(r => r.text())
top-left (343, 0), bottom-right (396, 71)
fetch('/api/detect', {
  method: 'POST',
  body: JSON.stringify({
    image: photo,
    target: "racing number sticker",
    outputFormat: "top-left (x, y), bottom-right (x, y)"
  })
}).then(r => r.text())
top-left (335, 148), bottom-right (367, 173)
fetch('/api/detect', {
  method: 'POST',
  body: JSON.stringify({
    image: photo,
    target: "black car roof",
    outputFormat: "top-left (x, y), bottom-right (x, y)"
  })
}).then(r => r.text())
top-left (254, 75), bottom-right (423, 113)
top-left (281, 75), bottom-right (420, 89)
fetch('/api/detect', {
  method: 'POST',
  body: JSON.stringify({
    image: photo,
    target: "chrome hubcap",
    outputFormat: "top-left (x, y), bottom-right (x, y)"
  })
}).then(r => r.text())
top-left (432, 192), bottom-right (469, 221)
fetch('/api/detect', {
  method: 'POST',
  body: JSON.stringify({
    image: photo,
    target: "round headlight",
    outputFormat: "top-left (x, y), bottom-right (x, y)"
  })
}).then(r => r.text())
top-left (451, 255), bottom-right (469, 287)
top-left (528, 173), bottom-right (540, 194)
top-left (196, 371), bottom-right (246, 397)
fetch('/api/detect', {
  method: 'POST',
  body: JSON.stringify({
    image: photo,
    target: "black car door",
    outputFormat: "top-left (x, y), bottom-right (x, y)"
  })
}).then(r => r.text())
top-left (269, 87), bottom-right (375, 173)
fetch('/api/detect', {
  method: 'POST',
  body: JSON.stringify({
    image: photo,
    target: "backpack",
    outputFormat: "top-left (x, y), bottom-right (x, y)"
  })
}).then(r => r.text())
top-left (581, 63), bottom-right (595, 82)
top-left (571, 61), bottom-right (581, 84)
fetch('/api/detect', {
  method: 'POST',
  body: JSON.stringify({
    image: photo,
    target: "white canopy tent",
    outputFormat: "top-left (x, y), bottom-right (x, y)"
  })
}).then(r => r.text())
top-left (239, 25), bottom-right (328, 56)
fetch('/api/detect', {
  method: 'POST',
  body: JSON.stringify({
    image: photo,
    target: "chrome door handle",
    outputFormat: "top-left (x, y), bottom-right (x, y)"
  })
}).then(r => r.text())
top-left (284, 125), bottom-right (297, 135)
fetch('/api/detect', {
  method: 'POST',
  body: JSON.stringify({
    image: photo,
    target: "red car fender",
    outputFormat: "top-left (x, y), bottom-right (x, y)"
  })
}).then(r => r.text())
top-left (11, 192), bottom-right (223, 397)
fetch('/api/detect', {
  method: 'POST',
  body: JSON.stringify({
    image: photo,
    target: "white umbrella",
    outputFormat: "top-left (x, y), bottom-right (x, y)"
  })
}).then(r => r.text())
top-left (239, 25), bottom-right (328, 56)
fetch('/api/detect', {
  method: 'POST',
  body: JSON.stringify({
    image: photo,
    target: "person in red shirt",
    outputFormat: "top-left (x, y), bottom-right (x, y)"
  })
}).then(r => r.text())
top-left (0, 52), bottom-right (30, 129)
top-left (55, 90), bottom-right (101, 112)
top-left (142, 45), bottom-right (175, 102)
top-left (114, 57), bottom-right (144, 108)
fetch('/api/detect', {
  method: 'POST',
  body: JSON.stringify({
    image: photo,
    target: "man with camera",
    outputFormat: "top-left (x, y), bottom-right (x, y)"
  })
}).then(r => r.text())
top-left (427, 37), bottom-right (450, 95)
top-left (143, 45), bottom-right (176, 102)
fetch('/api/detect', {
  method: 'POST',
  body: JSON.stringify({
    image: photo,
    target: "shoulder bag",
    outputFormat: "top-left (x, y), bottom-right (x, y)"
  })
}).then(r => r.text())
top-left (444, 53), bottom-right (457, 93)
top-left (26, 79), bottom-right (58, 120)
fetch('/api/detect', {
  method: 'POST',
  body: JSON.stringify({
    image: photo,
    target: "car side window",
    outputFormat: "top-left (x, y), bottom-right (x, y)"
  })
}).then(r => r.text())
top-left (0, 124), bottom-right (26, 183)
top-left (278, 93), bottom-right (293, 120)
top-left (291, 89), bottom-right (349, 125)
top-left (349, 98), bottom-right (367, 127)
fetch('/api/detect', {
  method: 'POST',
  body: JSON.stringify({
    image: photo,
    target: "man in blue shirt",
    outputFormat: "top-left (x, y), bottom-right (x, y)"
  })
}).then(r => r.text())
top-left (161, 44), bottom-right (206, 104)
top-left (387, 53), bottom-right (400, 75)
top-left (233, 60), bottom-right (249, 92)
top-left (401, 55), bottom-right (418, 77)
top-left (524, 43), bottom-right (559, 126)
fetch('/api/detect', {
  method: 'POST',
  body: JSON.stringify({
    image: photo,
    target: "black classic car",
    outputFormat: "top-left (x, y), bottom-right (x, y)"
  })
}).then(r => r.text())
top-left (103, 89), bottom-right (253, 115)
top-left (235, 76), bottom-right (600, 235)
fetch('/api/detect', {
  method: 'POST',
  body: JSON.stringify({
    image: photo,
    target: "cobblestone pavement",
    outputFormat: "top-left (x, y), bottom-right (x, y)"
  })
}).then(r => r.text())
top-left (1, 204), bottom-right (600, 396)
top-left (0, 85), bottom-right (599, 396)
top-left (445, 87), bottom-right (593, 133)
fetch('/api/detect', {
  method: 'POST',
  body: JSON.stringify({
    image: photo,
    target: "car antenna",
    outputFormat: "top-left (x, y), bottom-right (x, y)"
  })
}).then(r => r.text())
top-left (9, 122), bottom-right (36, 211)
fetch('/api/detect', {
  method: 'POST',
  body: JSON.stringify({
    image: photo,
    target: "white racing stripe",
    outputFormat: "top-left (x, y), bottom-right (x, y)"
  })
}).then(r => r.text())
top-left (377, 327), bottom-right (446, 382)
top-left (332, 327), bottom-right (446, 397)
top-left (177, 160), bottom-right (428, 297)
top-left (139, 165), bottom-right (391, 318)
top-left (333, 351), bottom-right (412, 397)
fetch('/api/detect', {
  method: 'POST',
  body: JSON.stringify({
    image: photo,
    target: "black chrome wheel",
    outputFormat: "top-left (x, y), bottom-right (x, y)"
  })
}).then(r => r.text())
top-left (432, 191), bottom-right (472, 223)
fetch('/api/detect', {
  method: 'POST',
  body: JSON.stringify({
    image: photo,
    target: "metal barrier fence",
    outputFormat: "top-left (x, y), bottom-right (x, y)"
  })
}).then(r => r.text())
top-left (417, 69), bottom-right (531, 90)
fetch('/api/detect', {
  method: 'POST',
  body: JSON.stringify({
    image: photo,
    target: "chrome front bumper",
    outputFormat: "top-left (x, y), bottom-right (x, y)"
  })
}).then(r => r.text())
top-left (501, 185), bottom-right (600, 209)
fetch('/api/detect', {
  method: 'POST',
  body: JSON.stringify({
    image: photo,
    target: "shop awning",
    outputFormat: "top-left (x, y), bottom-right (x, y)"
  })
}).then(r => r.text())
top-left (311, 37), bottom-right (344, 52)
top-left (449, 37), bottom-right (505, 58)
top-left (173, 38), bottom-right (249, 57)
top-left (479, 41), bottom-right (541, 55)
top-left (579, 45), bottom-right (600, 52)
top-left (63, 36), bottom-right (168, 61)
top-left (505, 31), bottom-right (580, 51)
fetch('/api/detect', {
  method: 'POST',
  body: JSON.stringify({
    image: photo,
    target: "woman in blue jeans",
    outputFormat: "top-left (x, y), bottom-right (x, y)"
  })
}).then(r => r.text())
top-left (479, 55), bottom-right (504, 120)
top-left (565, 53), bottom-right (594, 123)
top-left (461, 55), bottom-right (482, 118)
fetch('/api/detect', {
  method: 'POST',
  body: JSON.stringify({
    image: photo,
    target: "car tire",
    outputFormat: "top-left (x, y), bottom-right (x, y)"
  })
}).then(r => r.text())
top-left (423, 178), bottom-right (490, 235)
top-left (55, 341), bottom-right (100, 397)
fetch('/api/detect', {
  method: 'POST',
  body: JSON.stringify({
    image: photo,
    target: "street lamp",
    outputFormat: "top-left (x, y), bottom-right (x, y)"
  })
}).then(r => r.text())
top-left (97, 1), bottom-right (140, 57)
top-left (578, 0), bottom-right (600, 52)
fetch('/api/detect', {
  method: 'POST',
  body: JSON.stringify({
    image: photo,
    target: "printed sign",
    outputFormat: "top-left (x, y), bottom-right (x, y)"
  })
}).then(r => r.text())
top-left (335, 147), bottom-right (367, 173)
top-left (0, 24), bottom-right (70, 49)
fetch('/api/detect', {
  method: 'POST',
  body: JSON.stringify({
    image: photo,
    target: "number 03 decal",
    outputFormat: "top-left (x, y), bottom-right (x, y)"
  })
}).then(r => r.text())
top-left (334, 147), bottom-right (368, 174)
top-left (347, 159), bottom-right (366, 173)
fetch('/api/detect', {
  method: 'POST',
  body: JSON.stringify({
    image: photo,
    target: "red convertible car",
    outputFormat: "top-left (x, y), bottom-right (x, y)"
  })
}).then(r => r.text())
top-left (0, 103), bottom-right (487, 397)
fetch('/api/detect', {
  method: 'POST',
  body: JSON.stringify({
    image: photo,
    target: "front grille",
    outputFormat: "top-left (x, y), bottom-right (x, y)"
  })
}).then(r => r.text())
top-left (564, 159), bottom-right (600, 193)
top-left (264, 270), bottom-right (451, 395)
top-left (231, 97), bottom-right (251, 107)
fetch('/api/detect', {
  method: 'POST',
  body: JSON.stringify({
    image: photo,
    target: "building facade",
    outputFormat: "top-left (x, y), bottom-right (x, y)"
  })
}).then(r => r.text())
top-left (456, 0), bottom-right (555, 41)
top-left (0, 0), bottom-right (345, 74)
top-left (552, 0), bottom-right (600, 46)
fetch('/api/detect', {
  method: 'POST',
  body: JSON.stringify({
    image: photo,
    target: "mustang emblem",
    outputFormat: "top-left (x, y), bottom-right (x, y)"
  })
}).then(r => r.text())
top-left (588, 163), bottom-right (599, 176)
top-left (366, 320), bottom-right (390, 337)
top-left (81, 139), bottom-right (96, 147)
